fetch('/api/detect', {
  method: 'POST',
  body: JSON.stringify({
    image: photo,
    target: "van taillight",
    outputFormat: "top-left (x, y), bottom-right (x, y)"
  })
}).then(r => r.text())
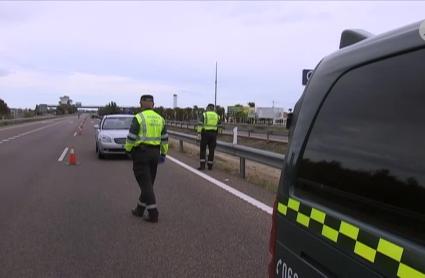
top-left (268, 199), bottom-right (278, 278)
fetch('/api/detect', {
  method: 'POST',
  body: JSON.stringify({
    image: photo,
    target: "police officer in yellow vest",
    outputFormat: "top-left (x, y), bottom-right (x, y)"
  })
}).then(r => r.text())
top-left (125, 95), bottom-right (168, 223)
top-left (197, 104), bottom-right (220, 170)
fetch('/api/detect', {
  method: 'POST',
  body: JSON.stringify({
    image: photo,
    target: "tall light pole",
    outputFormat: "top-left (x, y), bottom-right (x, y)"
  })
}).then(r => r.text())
top-left (214, 62), bottom-right (218, 111)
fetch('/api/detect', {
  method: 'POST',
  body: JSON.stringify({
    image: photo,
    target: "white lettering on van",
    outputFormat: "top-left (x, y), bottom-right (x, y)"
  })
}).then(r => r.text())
top-left (276, 259), bottom-right (300, 278)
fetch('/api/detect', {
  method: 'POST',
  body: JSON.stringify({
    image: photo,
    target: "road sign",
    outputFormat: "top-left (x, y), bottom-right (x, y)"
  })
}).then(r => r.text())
top-left (302, 69), bottom-right (313, 85)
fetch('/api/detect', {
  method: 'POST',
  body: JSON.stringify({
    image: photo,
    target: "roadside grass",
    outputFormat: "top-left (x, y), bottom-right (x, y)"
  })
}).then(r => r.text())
top-left (167, 126), bottom-right (288, 154)
top-left (169, 138), bottom-right (280, 193)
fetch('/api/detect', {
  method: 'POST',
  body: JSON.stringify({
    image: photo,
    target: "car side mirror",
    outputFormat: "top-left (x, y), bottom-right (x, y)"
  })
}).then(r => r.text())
top-left (94, 124), bottom-right (99, 129)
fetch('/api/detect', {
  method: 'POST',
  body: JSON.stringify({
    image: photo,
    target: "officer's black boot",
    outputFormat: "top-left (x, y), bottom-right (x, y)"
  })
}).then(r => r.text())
top-left (207, 162), bottom-right (213, 170)
top-left (145, 208), bottom-right (159, 223)
top-left (131, 205), bottom-right (145, 217)
top-left (198, 162), bottom-right (206, 171)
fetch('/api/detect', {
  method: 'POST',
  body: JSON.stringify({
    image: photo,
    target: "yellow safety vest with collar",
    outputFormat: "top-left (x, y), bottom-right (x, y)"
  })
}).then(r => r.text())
top-left (197, 111), bottom-right (219, 132)
top-left (125, 110), bottom-right (169, 155)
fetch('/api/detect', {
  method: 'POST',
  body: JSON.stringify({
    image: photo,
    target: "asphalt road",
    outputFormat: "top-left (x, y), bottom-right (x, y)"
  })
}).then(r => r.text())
top-left (0, 115), bottom-right (274, 277)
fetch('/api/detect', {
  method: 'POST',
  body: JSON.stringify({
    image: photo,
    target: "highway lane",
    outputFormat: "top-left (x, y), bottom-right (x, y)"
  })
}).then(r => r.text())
top-left (0, 116), bottom-right (80, 219)
top-left (0, 115), bottom-right (273, 277)
top-left (0, 117), bottom-right (74, 141)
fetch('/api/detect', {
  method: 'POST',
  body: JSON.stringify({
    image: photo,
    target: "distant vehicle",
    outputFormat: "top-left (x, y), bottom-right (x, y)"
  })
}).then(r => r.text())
top-left (269, 22), bottom-right (425, 277)
top-left (94, 114), bottom-right (134, 159)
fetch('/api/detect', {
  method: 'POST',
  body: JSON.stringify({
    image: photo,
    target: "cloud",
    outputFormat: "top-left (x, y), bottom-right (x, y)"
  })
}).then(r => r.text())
top-left (0, 69), bottom-right (9, 77)
top-left (0, 1), bottom-right (424, 110)
top-left (0, 2), bottom-right (43, 23)
top-left (0, 69), bottom-right (180, 106)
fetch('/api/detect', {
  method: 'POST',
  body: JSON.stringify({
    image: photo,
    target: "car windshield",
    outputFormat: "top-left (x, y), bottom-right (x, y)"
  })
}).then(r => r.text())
top-left (102, 117), bottom-right (133, 130)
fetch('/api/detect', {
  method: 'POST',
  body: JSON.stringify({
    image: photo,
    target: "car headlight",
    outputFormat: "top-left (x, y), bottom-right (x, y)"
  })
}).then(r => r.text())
top-left (100, 135), bottom-right (112, 143)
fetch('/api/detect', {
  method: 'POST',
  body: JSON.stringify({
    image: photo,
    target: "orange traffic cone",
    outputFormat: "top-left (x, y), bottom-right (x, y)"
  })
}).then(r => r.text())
top-left (68, 147), bottom-right (77, 165)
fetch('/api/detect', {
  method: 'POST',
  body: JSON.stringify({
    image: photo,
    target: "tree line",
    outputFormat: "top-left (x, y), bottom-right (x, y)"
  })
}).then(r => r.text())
top-left (0, 99), bottom-right (10, 118)
top-left (98, 101), bottom-right (226, 122)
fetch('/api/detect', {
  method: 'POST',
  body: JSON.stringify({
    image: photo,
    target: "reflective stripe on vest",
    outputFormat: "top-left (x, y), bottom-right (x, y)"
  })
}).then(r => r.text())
top-left (203, 111), bottom-right (219, 130)
top-left (134, 110), bottom-right (164, 145)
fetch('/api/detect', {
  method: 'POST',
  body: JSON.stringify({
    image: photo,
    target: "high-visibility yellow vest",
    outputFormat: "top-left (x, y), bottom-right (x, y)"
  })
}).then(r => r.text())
top-left (202, 111), bottom-right (219, 131)
top-left (125, 110), bottom-right (168, 154)
top-left (134, 110), bottom-right (164, 146)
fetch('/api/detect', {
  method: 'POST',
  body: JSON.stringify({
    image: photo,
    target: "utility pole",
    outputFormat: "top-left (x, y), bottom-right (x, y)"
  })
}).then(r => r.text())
top-left (214, 62), bottom-right (218, 111)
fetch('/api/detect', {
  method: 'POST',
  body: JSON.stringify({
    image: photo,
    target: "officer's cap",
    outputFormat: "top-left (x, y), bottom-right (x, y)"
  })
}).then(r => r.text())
top-left (140, 95), bottom-right (154, 102)
top-left (207, 103), bottom-right (215, 109)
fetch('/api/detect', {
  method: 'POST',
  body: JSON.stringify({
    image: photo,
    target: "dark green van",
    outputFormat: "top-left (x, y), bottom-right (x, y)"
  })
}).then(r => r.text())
top-left (269, 21), bottom-right (425, 278)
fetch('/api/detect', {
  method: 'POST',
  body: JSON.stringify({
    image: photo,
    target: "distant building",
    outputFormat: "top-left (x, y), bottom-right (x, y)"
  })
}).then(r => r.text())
top-left (75, 102), bottom-right (82, 108)
top-left (227, 105), bottom-right (250, 123)
top-left (247, 106), bottom-right (256, 119)
top-left (59, 96), bottom-right (72, 105)
top-left (10, 108), bottom-right (23, 118)
top-left (227, 105), bottom-right (249, 116)
top-left (173, 94), bottom-right (178, 108)
top-left (36, 104), bottom-right (48, 114)
top-left (256, 107), bottom-right (285, 124)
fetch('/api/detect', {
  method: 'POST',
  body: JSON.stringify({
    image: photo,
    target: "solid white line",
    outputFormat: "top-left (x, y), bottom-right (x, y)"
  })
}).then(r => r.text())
top-left (2, 139), bottom-right (9, 142)
top-left (167, 155), bottom-right (273, 215)
top-left (58, 147), bottom-right (69, 162)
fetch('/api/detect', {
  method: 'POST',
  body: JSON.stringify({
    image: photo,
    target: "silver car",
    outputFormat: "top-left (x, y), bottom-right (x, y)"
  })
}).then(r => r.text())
top-left (94, 114), bottom-right (134, 159)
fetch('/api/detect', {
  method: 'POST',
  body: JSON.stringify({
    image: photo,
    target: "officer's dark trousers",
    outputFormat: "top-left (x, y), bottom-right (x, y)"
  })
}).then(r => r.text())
top-left (200, 130), bottom-right (217, 168)
top-left (132, 145), bottom-right (160, 213)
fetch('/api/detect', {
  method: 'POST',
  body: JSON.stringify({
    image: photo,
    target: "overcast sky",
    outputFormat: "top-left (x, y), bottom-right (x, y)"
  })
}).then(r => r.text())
top-left (0, 1), bottom-right (424, 110)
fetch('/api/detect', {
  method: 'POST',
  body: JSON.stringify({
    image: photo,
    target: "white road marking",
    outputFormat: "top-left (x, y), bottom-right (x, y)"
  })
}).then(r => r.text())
top-left (0, 120), bottom-right (66, 146)
top-left (74, 132), bottom-right (78, 136)
top-left (167, 155), bottom-right (273, 215)
top-left (0, 118), bottom-right (59, 131)
top-left (58, 147), bottom-right (69, 162)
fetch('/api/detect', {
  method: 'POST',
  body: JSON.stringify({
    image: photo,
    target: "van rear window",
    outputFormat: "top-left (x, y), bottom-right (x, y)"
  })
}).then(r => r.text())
top-left (295, 48), bottom-right (425, 243)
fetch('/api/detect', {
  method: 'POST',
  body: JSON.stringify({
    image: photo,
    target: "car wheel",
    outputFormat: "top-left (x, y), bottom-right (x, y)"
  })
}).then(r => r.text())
top-left (98, 150), bottom-right (104, 159)
top-left (97, 144), bottom-right (104, 159)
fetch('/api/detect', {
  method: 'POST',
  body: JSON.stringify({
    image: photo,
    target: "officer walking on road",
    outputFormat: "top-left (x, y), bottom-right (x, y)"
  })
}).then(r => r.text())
top-left (125, 95), bottom-right (168, 223)
top-left (197, 104), bottom-right (220, 171)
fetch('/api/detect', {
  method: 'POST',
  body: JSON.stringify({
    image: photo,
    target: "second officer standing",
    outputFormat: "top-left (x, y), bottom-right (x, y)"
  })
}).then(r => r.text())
top-left (125, 95), bottom-right (168, 223)
top-left (197, 104), bottom-right (220, 170)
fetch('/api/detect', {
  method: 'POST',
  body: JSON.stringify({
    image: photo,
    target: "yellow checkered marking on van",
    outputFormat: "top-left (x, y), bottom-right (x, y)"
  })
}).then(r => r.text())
top-left (277, 197), bottom-right (425, 278)
top-left (398, 264), bottom-right (425, 278)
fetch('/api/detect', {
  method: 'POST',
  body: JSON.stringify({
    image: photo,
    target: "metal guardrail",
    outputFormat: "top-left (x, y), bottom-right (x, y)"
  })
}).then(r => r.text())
top-left (168, 130), bottom-right (285, 178)
top-left (166, 120), bottom-right (288, 143)
top-left (0, 115), bottom-right (58, 127)
top-left (167, 120), bottom-right (289, 135)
